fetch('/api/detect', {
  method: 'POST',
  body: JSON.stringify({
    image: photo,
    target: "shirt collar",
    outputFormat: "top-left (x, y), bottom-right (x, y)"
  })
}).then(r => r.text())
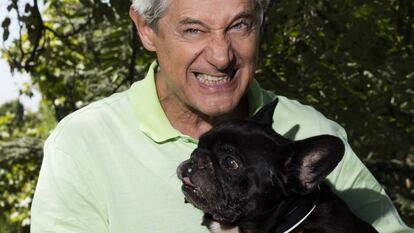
top-left (129, 61), bottom-right (182, 143)
top-left (129, 61), bottom-right (266, 143)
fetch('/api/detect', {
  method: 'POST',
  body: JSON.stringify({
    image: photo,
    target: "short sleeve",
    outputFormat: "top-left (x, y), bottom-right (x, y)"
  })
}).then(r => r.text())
top-left (30, 136), bottom-right (108, 233)
top-left (272, 95), bottom-right (413, 233)
top-left (326, 129), bottom-right (412, 233)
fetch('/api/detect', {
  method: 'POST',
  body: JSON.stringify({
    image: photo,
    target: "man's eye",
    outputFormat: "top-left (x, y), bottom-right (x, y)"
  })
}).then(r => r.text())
top-left (222, 156), bottom-right (239, 170)
top-left (184, 28), bottom-right (202, 34)
top-left (230, 21), bottom-right (249, 31)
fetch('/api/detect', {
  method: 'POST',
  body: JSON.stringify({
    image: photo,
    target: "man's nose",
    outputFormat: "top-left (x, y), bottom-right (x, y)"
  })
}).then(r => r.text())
top-left (205, 34), bottom-right (235, 71)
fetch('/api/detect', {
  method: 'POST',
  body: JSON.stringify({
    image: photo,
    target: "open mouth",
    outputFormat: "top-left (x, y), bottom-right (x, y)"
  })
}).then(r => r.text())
top-left (194, 69), bottom-right (238, 86)
top-left (182, 176), bottom-right (195, 188)
top-left (181, 176), bottom-right (201, 204)
top-left (180, 176), bottom-right (198, 192)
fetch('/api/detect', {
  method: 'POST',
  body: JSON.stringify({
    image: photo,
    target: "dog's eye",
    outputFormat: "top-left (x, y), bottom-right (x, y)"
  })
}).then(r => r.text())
top-left (223, 157), bottom-right (239, 170)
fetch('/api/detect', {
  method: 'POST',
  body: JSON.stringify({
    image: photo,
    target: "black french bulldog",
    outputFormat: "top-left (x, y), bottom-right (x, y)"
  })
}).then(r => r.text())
top-left (177, 99), bottom-right (378, 233)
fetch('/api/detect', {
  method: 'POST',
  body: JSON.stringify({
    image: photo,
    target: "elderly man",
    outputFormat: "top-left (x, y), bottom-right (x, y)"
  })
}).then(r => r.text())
top-left (31, 0), bottom-right (412, 232)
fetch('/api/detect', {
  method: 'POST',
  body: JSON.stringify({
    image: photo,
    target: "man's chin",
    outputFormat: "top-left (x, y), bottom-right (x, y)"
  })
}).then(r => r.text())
top-left (206, 96), bottom-right (249, 119)
top-left (196, 105), bottom-right (237, 119)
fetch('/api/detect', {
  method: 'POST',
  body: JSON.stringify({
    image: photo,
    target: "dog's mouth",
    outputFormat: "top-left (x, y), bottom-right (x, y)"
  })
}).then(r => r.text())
top-left (180, 175), bottom-right (204, 206)
top-left (177, 156), bottom-right (219, 211)
top-left (182, 176), bottom-right (197, 191)
top-left (180, 175), bottom-right (199, 193)
top-left (182, 176), bottom-right (195, 187)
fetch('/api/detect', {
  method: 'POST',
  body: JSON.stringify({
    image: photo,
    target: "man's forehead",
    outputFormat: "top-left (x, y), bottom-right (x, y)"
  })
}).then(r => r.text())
top-left (167, 0), bottom-right (257, 25)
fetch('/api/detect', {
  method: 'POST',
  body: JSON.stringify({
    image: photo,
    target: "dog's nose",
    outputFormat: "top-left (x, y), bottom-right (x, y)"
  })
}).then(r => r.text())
top-left (177, 160), bottom-right (193, 179)
top-left (183, 165), bottom-right (193, 177)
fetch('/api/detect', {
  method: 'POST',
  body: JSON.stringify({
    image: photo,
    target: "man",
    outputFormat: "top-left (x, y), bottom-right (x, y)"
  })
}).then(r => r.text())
top-left (30, 0), bottom-right (413, 232)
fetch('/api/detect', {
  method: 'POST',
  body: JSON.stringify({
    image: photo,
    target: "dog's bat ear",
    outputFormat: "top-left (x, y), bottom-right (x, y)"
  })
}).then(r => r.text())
top-left (250, 98), bottom-right (279, 126)
top-left (282, 135), bottom-right (345, 194)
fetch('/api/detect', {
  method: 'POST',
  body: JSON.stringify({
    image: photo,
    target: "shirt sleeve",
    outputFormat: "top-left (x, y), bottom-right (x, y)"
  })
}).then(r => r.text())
top-left (320, 117), bottom-right (413, 233)
top-left (30, 136), bottom-right (108, 233)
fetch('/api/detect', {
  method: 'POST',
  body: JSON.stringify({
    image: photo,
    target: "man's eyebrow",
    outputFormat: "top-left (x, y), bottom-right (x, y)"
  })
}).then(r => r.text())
top-left (179, 17), bottom-right (208, 28)
top-left (178, 11), bottom-right (256, 27)
top-left (231, 11), bottom-right (256, 22)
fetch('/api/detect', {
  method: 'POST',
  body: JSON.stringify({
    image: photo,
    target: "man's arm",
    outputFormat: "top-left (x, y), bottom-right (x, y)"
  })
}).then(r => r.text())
top-left (327, 134), bottom-right (412, 233)
top-left (31, 136), bottom-right (108, 233)
top-left (271, 94), bottom-right (413, 233)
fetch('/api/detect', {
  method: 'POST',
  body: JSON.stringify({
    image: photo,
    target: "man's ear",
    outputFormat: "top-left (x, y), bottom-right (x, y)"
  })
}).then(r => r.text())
top-left (281, 135), bottom-right (345, 194)
top-left (250, 98), bottom-right (279, 126)
top-left (129, 6), bottom-right (157, 52)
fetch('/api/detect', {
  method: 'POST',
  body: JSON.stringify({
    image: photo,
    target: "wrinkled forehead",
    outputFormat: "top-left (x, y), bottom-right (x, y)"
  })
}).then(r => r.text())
top-left (163, 0), bottom-right (258, 27)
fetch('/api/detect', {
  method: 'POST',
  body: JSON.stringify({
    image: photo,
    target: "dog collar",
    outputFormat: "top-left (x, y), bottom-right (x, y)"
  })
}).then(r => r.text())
top-left (275, 186), bottom-right (321, 233)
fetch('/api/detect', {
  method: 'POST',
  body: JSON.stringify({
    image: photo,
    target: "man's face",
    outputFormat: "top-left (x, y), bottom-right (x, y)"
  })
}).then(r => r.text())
top-left (151, 0), bottom-right (259, 117)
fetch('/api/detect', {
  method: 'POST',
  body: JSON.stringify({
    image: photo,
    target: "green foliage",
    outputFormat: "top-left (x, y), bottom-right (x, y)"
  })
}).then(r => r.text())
top-left (1, 0), bottom-right (413, 231)
top-left (0, 137), bottom-right (43, 233)
top-left (2, 0), bottom-right (154, 120)
top-left (258, 0), bottom-right (414, 162)
top-left (0, 100), bottom-right (53, 232)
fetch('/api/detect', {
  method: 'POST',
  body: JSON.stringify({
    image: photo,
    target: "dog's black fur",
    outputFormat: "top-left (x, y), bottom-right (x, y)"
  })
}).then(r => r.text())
top-left (177, 99), bottom-right (378, 233)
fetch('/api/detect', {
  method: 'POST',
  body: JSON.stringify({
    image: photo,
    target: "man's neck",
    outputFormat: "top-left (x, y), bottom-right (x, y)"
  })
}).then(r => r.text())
top-left (159, 96), bottom-right (249, 139)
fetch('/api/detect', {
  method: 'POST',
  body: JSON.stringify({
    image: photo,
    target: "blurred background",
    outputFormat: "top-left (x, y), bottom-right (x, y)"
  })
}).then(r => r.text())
top-left (0, 0), bottom-right (413, 232)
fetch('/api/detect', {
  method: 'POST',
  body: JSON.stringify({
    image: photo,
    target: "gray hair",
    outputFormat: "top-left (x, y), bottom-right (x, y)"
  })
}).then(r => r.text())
top-left (131, 0), bottom-right (271, 29)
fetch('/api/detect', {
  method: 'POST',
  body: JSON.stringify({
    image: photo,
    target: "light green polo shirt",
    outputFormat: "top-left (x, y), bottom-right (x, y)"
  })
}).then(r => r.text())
top-left (31, 62), bottom-right (412, 233)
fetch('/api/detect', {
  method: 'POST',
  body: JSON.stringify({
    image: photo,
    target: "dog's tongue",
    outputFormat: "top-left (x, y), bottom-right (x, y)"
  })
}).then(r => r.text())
top-left (182, 177), bottom-right (195, 187)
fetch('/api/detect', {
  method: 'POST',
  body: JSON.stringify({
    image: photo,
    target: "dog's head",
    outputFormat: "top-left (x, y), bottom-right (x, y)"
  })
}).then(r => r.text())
top-left (177, 99), bottom-right (345, 224)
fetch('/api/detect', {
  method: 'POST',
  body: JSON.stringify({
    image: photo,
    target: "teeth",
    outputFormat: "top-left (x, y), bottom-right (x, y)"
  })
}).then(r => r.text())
top-left (195, 73), bottom-right (231, 85)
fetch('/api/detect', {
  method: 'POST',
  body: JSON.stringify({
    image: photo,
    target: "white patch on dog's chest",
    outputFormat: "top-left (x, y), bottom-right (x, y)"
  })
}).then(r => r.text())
top-left (209, 221), bottom-right (240, 233)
